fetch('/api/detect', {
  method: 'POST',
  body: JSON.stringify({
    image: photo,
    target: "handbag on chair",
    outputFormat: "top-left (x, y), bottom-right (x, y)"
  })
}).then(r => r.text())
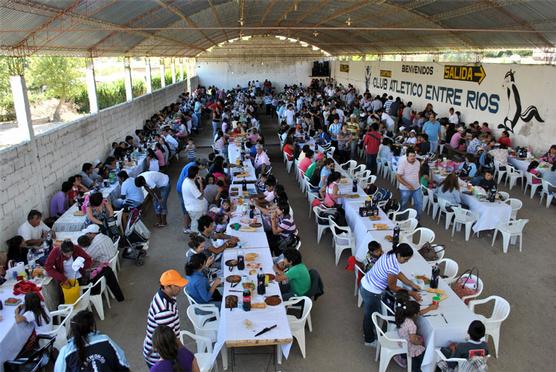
top-left (418, 243), bottom-right (445, 261)
top-left (451, 267), bottom-right (480, 304)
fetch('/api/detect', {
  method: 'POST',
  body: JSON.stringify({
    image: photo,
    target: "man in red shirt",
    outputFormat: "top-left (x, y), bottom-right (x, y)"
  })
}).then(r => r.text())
top-left (363, 123), bottom-right (382, 175)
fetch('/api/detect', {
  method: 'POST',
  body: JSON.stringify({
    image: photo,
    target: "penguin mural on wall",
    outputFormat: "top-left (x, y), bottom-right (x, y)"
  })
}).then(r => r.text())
top-left (500, 69), bottom-right (544, 133)
top-left (365, 66), bottom-right (371, 92)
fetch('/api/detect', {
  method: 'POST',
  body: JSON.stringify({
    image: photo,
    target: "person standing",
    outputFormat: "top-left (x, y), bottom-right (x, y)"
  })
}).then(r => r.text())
top-left (363, 123), bottom-right (382, 175)
top-left (176, 161), bottom-right (197, 233)
top-left (422, 113), bottom-right (441, 153)
top-left (135, 171), bottom-right (171, 227)
top-left (181, 166), bottom-right (208, 233)
top-left (143, 270), bottom-right (188, 369)
top-left (396, 148), bottom-right (423, 219)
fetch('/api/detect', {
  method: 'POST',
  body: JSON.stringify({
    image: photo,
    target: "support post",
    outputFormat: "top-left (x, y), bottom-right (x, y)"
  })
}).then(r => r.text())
top-left (179, 59), bottom-right (184, 81)
top-left (145, 58), bottom-right (152, 94)
top-left (186, 58), bottom-right (192, 93)
top-left (160, 59), bottom-right (166, 88)
top-left (171, 59), bottom-right (176, 84)
top-left (9, 75), bottom-right (34, 142)
top-left (85, 58), bottom-right (98, 113)
top-left (124, 57), bottom-right (133, 102)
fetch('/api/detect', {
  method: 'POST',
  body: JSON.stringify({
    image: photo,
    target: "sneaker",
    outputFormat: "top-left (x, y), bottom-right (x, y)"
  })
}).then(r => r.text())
top-left (364, 340), bottom-right (377, 348)
top-left (393, 355), bottom-right (407, 368)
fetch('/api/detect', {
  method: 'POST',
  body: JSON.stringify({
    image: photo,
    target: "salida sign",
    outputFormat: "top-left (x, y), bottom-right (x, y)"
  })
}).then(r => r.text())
top-left (371, 66), bottom-right (499, 114)
top-left (444, 65), bottom-right (486, 84)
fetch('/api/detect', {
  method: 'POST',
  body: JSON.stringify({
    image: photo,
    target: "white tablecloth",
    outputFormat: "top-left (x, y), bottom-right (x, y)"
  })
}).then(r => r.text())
top-left (211, 192), bottom-right (292, 367)
top-left (0, 281), bottom-right (38, 371)
top-left (228, 143), bottom-right (257, 183)
top-left (341, 169), bottom-right (478, 372)
top-left (508, 157), bottom-right (530, 173)
top-left (461, 194), bottom-right (511, 232)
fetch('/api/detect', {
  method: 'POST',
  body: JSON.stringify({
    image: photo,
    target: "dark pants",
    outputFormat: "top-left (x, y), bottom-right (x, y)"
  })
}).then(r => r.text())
top-left (360, 286), bottom-right (382, 343)
top-left (90, 267), bottom-right (125, 302)
top-left (366, 154), bottom-right (378, 175)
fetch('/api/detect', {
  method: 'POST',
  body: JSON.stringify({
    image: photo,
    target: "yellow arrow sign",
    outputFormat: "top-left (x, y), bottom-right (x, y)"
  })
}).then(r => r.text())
top-left (444, 64), bottom-right (487, 84)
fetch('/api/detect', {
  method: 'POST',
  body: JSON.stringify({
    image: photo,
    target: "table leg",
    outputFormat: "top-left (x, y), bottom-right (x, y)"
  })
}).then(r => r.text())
top-left (221, 345), bottom-right (228, 370)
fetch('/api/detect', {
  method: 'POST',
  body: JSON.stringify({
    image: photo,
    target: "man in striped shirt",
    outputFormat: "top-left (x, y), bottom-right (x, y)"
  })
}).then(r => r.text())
top-left (143, 270), bottom-right (188, 367)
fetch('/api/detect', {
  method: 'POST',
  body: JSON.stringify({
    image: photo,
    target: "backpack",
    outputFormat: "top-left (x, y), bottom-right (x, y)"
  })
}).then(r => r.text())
top-left (371, 187), bottom-right (392, 203)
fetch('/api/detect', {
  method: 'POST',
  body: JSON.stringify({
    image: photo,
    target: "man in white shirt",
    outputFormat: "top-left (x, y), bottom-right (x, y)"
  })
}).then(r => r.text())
top-left (135, 171), bottom-right (171, 227)
top-left (254, 144), bottom-right (271, 171)
top-left (18, 210), bottom-right (54, 246)
top-left (181, 165), bottom-right (208, 232)
top-left (396, 148), bottom-right (423, 219)
top-left (77, 224), bottom-right (116, 263)
top-left (380, 110), bottom-right (396, 133)
top-left (162, 128), bottom-right (179, 155)
top-left (114, 171), bottom-right (144, 209)
top-left (448, 107), bottom-right (459, 125)
top-left (285, 104), bottom-right (296, 126)
top-left (370, 96), bottom-right (383, 112)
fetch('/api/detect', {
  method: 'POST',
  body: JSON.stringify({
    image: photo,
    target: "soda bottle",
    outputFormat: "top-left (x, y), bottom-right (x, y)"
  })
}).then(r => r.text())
top-left (242, 289), bottom-right (251, 311)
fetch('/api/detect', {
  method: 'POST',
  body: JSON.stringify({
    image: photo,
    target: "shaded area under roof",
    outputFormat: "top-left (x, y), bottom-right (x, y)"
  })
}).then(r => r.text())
top-left (0, 0), bottom-right (555, 57)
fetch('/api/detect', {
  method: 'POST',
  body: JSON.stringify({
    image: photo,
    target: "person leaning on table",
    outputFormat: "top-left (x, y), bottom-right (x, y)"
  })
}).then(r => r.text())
top-left (359, 243), bottom-right (422, 347)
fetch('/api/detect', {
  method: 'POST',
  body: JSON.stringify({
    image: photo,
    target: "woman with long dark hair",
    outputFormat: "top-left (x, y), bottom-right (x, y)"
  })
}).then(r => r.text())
top-left (184, 253), bottom-right (222, 304)
top-left (15, 292), bottom-right (51, 334)
top-left (358, 243), bottom-right (422, 347)
top-left (150, 325), bottom-right (200, 372)
top-left (55, 310), bottom-right (129, 371)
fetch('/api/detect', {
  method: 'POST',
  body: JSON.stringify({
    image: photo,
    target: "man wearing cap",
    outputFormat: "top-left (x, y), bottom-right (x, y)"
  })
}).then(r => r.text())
top-left (143, 270), bottom-right (188, 368)
top-left (77, 225), bottom-right (117, 264)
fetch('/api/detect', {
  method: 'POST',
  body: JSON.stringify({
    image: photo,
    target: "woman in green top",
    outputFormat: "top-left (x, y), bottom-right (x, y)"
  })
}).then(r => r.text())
top-left (274, 249), bottom-right (311, 300)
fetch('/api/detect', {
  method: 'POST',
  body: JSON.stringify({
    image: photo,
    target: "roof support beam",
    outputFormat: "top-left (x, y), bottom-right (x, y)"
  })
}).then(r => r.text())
top-left (314, 1), bottom-right (371, 27)
top-left (208, 0), bottom-right (229, 40)
top-left (275, 0), bottom-right (301, 26)
top-left (259, 0), bottom-right (279, 26)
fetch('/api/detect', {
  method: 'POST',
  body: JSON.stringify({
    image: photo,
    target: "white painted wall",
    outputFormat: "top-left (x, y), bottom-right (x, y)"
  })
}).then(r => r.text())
top-left (195, 60), bottom-right (315, 91)
top-left (332, 60), bottom-right (556, 153)
top-left (0, 82), bottom-right (187, 248)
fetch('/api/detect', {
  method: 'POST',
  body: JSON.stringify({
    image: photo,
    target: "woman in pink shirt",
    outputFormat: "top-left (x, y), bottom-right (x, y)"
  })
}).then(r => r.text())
top-left (298, 149), bottom-right (314, 174)
top-left (155, 143), bottom-right (166, 167)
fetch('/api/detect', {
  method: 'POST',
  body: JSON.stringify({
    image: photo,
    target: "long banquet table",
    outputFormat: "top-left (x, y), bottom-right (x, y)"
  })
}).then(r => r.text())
top-left (210, 183), bottom-right (292, 369)
top-left (335, 162), bottom-right (479, 372)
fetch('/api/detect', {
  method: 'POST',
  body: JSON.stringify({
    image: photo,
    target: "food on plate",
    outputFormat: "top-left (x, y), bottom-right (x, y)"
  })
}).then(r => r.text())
top-left (226, 275), bottom-right (241, 284)
top-left (249, 269), bottom-right (257, 275)
top-left (425, 288), bottom-right (445, 295)
top-left (246, 262), bottom-right (261, 269)
top-left (264, 295), bottom-right (282, 306)
top-left (225, 295), bottom-right (238, 309)
top-left (225, 259), bottom-right (238, 268)
top-left (4, 297), bottom-right (22, 306)
top-left (245, 253), bottom-right (258, 261)
top-left (242, 282), bottom-right (255, 291)
top-left (251, 302), bottom-right (267, 309)
top-left (373, 223), bottom-right (389, 230)
top-left (249, 222), bottom-right (262, 228)
top-left (385, 235), bottom-right (393, 242)
top-left (415, 275), bottom-right (431, 285)
top-left (369, 216), bottom-right (381, 221)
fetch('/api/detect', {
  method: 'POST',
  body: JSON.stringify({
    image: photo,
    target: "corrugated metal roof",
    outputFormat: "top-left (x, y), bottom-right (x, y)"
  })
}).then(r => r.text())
top-left (0, 0), bottom-right (554, 57)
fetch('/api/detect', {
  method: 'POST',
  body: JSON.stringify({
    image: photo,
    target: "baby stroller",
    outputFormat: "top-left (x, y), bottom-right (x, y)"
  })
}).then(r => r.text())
top-left (121, 207), bottom-right (150, 266)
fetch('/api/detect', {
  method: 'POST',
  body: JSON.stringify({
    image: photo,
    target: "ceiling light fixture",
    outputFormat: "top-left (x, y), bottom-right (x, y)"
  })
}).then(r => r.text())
top-left (346, 17), bottom-right (352, 26)
top-left (294, 3), bottom-right (298, 11)
top-left (239, 18), bottom-right (244, 26)
top-left (313, 31), bottom-right (319, 37)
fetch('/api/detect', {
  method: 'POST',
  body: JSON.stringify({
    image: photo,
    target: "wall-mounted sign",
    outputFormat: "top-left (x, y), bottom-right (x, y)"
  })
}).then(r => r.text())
top-left (444, 64), bottom-right (486, 84)
top-left (340, 64), bottom-right (350, 72)
top-left (401, 64), bottom-right (434, 75)
top-left (380, 69), bottom-right (392, 78)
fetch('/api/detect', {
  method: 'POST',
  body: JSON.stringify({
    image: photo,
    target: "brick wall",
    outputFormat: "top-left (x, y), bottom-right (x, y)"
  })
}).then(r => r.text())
top-left (0, 82), bottom-right (185, 248)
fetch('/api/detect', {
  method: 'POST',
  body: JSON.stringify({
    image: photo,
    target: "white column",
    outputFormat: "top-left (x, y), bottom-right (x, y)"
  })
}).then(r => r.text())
top-left (171, 59), bottom-right (176, 84)
top-left (186, 58), bottom-right (192, 93)
top-left (179, 59), bottom-right (184, 81)
top-left (124, 57), bottom-right (133, 102)
top-left (85, 58), bottom-right (98, 114)
top-left (145, 58), bottom-right (152, 94)
top-left (9, 75), bottom-right (34, 141)
top-left (160, 59), bottom-right (166, 88)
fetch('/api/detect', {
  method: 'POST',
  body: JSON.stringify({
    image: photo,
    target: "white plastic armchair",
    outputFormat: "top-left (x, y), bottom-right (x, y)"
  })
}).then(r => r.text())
top-left (467, 295), bottom-right (510, 358)
top-left (179, 331), bottom-right (215, 372)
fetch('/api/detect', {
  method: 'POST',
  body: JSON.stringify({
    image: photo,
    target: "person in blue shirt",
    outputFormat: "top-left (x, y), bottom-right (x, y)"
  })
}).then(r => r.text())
top-left (185, 253), bottom-right (222, 305)
top-left (458, 154), bottom-right (478, 179)
top-left (55, 310), bottom-right (129, 371)
top-left (422, 113), bottom-right (441, 153)
top-left (177, 161), bottom-right (197, 233)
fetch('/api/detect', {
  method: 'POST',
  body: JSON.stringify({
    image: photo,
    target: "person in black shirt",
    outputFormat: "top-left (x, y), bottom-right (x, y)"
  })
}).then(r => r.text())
top-left (477, 170), bottom-right (496, 190)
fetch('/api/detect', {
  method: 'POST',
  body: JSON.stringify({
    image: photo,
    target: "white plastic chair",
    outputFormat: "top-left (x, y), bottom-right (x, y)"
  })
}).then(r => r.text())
top-left (523, 172), bottom-right (542, 198)
top-left (493, 160), bottom-right (507, 184)
top-left (179, 331), bottom-right (214, 372)
top-left (456, 272), bottom-right (484, 302)
top-left (491, 219), bottom-right (529, 253)
top-left (183, 287), bottom-right (199, 306)
top-left (451, 207), bottom-right (479, 241)
top-left (329, 217), bottom-right (355, 265)
top-left (539, 179), bottom-right (555, 208)
top-left (45, 306), bottom-right (73, 350)
top-left (354, 265), bottom-right (365, 308)
top-left (421, 185), bottom-right (430, 213)
top-left (398, 218), bottom-right (418, 234)
top-left (351, 164), bottom-right (367, 178)
top-left (313, 205), bottom-right (335, 243)
top-left (371, 312), bottom-right (411, 372)
top-left (284, 296), bottom-right (313, 358)
top-left (89, 276), bottom-right (111, 320)
top-left (359, 174), bottom-right (377, 189)
top-left (438, 258), bottom-right (459, 284)
top-left (307, 191), bottom-right (321, 217)
top-left (437, 198), bottom-right (456, 230)
top-left (401, 227), bottom-right (435, 247)
top-left (468, 295), bottom-right (511, 358)
top-left (340, 160), bottom-right (357, 175)
top-left (498, 191), bottom-right (510, 201)
top-left (504, 198), bottom-right (522, 220)
top-left (505, 166), bottom-right (523, 190)
top-left (58, 285), bottom-right (92, 318)
top-left (186, 304), bottom-right (220, 343)
top-left (390, 208), bottom-right (417, 222)
top-left (426, 245), bottom-right (446, 266)
top-left (435, 349), bottom-right (491, 370)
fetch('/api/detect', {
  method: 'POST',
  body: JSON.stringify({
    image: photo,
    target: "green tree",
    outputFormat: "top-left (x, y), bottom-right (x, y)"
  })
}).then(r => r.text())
top-left (28, 56), bottom-right (85, 121)
top-left (0, 57), bottom-right (15, 120)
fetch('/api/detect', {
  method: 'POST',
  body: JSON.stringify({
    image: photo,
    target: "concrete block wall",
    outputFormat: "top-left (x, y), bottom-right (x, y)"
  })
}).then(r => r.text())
top-left (0, 81), bottom-right (185, 248)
